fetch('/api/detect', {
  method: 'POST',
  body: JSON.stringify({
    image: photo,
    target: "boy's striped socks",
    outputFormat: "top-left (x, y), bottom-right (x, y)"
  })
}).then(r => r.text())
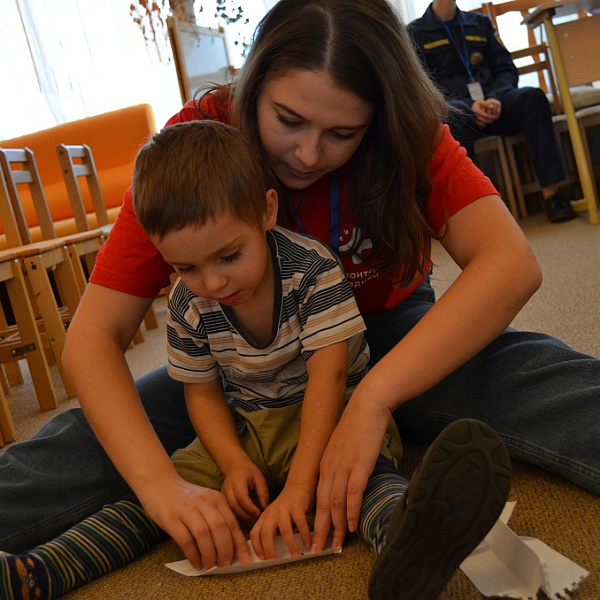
top-left (0, 500), bottom-right (162, 599)
top-left (359, 472), bottom-right (409, 554)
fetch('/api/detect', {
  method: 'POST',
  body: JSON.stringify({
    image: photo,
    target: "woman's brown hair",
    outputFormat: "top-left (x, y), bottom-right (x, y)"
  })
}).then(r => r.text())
top-left (230, 0), bottom-right (447, 285)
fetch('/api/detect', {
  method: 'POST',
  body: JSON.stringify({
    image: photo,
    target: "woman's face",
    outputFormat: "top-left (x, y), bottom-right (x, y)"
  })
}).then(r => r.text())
top-left (257, 69), bottom-right (375, 190)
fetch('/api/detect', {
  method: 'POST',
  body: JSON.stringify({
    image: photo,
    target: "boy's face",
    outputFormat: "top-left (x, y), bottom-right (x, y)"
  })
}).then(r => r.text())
top-left (152, 191), bottom-right (277, 307)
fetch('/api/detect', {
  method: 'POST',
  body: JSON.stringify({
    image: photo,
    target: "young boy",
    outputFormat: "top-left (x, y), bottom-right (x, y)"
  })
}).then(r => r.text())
top-left (0, 121), bottom-right (511, 600)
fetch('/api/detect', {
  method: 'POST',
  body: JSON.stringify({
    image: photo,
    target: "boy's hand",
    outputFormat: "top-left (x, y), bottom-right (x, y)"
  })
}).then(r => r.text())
top-left (249, 484), bottom-right (313, 560)
top-left (137, 474), bottom-right (251, 571)
top-left (221, 458), bottom-right (270, 523)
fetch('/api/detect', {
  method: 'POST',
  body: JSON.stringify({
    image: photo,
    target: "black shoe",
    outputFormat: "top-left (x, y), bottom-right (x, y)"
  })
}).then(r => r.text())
top-left (544, 193), bottom-right (577, 223)
top-left (368, 419), bottom-right (511, 600)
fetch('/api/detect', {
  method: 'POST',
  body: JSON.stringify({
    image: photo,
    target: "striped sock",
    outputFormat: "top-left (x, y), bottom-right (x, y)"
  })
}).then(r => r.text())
top-left (0, 500), bottom-right (162, 599)
top-left (358, 472), bottom-right (409, 554)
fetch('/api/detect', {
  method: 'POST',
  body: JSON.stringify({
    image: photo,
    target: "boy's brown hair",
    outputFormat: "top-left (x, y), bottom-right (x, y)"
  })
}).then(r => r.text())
top-left (133, 120), bottom-right (268, 240)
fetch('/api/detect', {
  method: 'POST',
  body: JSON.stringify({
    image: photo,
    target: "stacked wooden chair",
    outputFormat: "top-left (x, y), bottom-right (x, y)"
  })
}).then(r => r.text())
top-left (56, 143), bottom-right (159, 339)
top-left (0, 247), bottom-right (56, 446)
top-left (0, 138), bottom-right (167, 441)
top-left (0, 146), bottom-right (107, 386)
top-left (477, 0), bottom-right (600, 217)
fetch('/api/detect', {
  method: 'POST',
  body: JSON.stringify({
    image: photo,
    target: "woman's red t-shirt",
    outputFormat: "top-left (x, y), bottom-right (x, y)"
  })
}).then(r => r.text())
top-left (90, 95), bottom-right (497, 315)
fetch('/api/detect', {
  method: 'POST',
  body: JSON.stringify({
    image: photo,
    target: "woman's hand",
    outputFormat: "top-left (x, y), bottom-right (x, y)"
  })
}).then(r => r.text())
top-left (249, 483), bottom-right (313, 559)
top-left (221, 457), bottom-right (271, 523)
top-left (137, 473), bottom-right (252, 571)
top-left (310, 396), bottom-right (391, 552)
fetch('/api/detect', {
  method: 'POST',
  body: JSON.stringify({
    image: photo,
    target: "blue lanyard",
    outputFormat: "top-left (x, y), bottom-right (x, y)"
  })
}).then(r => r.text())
top-left (330, 171), bottom-right (340, 253)
top-left (292, 171), bottom-right (340, 253)
top-left (443, 19), bottom-right (474, 81)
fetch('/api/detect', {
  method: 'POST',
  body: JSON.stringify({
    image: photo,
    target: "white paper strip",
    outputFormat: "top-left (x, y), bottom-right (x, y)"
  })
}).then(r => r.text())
top-left (523, 537), bottom-right (589, 599)
top-left (165, 532), bottom-right (341, 577)
top-left (166, 501), bottom-right (590, 600)
top-left (461, 518), bottom-right (541, 599)
top-left (461, 502), bottom-right (589, 599)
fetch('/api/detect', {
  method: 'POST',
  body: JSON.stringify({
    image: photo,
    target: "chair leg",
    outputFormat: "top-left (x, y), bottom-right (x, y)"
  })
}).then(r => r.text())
top-left (576, 118), bottom-right (600, 212)
top-left (505, 138), bottom-right (529, 218)
top-left (0, 366), bottom-right (9, 394)
top-left (66, 246), bottom-right (89, 296)
top-left (0, 310), bottom-right (24, 386)
top-left (21, 254), bottom-right (76, 400)
top-left (144, 304), bottom-right (159, 330)
top-left (133, 328), bottom-right (145, 345)
top-left (495, 140), bottom-right (520, 219)
top-left (54, 248), bottom-right (83, 316)
top-left (7, 259), bottom-right (58, 411)
top-left (3, 361), bottom-right (23, 386)
top-left (0, 384), bottom-right (16, 445)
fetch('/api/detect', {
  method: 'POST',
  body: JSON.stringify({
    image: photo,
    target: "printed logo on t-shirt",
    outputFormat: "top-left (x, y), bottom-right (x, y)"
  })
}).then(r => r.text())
top-left (339, 227), bottom-right (372, 264)
top-left (339, 226), bottom-right (379, 289)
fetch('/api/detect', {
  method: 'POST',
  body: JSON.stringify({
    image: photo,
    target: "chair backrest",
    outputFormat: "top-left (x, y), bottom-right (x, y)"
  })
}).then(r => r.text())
top-left (512, 42), bottom-right (562, 114)
top-left (480, 0), bottom-right (551, 26)
top-left (0, 147), bottom-right (57, 247)
top-left (0, 163), bottom-right (26, 248)
top-left (472, 3), bottom-right (562, 114)
top-left (56, 143), bottom-right (110, 232)
top-left (481, 0), bottom-right (590, 26)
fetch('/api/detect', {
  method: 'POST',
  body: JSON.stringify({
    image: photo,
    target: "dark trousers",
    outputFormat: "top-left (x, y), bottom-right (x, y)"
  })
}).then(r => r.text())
top-left (446, 87), bottom-right (565, 188)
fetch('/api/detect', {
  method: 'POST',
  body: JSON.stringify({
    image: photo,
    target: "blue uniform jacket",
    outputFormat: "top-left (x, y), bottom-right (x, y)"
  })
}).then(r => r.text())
top-left (407, 4), bottom-right (518, 105)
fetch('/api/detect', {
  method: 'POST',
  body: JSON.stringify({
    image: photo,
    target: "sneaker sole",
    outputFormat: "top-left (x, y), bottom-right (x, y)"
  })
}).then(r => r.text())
top-left (368, 418), bottom-right (511, 600)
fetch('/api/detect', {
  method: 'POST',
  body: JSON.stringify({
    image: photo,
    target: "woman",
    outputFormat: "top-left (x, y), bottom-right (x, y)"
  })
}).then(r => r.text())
top-left (1, 0), bottom-right (598, 568)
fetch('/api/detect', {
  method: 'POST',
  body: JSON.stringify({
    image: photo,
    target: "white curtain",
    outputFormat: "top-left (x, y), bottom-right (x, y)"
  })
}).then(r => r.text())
top-left (0, 0), bottom-right (183, 138)
top-left (0, 0), bottom-right (268, 139)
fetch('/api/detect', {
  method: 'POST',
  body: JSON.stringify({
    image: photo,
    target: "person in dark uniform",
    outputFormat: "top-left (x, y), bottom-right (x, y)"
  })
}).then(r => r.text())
top-left (408, 0), bottom-right (576, 223)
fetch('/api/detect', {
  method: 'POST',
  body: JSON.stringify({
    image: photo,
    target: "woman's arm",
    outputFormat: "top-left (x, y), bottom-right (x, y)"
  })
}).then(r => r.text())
top-left (312, 195), bottom-right (542, 550)
top-left (62, 283), bottom-right (250, 570)
top-left (63, 283), bottom-right (166, 495)
top-left (250, 340), bottom-right (349, 559)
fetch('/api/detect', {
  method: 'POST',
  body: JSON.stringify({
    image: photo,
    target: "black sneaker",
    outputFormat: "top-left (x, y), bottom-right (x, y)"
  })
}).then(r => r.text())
top-left (544, 193), bottom-right (577, 223)
top-left (368, 419), bottom-right (511, 600)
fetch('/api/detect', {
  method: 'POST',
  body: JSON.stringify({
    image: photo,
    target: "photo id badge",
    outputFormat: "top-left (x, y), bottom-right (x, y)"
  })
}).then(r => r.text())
top-left (467, 81), bottom-right (484, 101)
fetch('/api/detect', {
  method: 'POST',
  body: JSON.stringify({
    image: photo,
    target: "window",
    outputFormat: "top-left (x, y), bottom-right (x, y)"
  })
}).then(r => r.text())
top-left (0, 0), bottom-right (266, 139)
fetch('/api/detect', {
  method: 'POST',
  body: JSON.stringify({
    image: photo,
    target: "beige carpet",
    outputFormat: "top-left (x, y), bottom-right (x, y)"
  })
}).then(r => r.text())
top-left (2, 210), bottom-right (600, 599)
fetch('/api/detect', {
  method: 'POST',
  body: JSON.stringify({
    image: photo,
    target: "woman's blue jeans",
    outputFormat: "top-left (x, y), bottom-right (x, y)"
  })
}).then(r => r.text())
top-left (1, 281), bottom-right (599, 552)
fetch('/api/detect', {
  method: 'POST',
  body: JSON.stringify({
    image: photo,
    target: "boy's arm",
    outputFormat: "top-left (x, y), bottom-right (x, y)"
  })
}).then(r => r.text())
top-left (65, 284), bottom-right (250, 571)
top-left (250, 339), bottom-right (349, 559)
top-left (185, 379), bottom-right (270, 520)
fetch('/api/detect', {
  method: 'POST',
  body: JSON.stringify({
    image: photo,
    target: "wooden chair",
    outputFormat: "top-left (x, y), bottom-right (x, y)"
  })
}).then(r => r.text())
top-left (502, 43), bottom-right (582, 216)
top-left (474, 135), bottom-right (521, 219)
top-left (0, 248), bottom-right (63, 444)
top-left (56, 143), bottom-right (159, 339)
top-left (0, 147), bottom-right (105, 399)
top-left (479, 0), bottom-right (599, 113)
top-left (474, 2), bottom-right (600, 215)
top-left (56, 144), bottom-right (112, 238)
top-left (0, 147), bottom-right (104, 294)
top-left (478, 0), bottom-right (554, 89)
